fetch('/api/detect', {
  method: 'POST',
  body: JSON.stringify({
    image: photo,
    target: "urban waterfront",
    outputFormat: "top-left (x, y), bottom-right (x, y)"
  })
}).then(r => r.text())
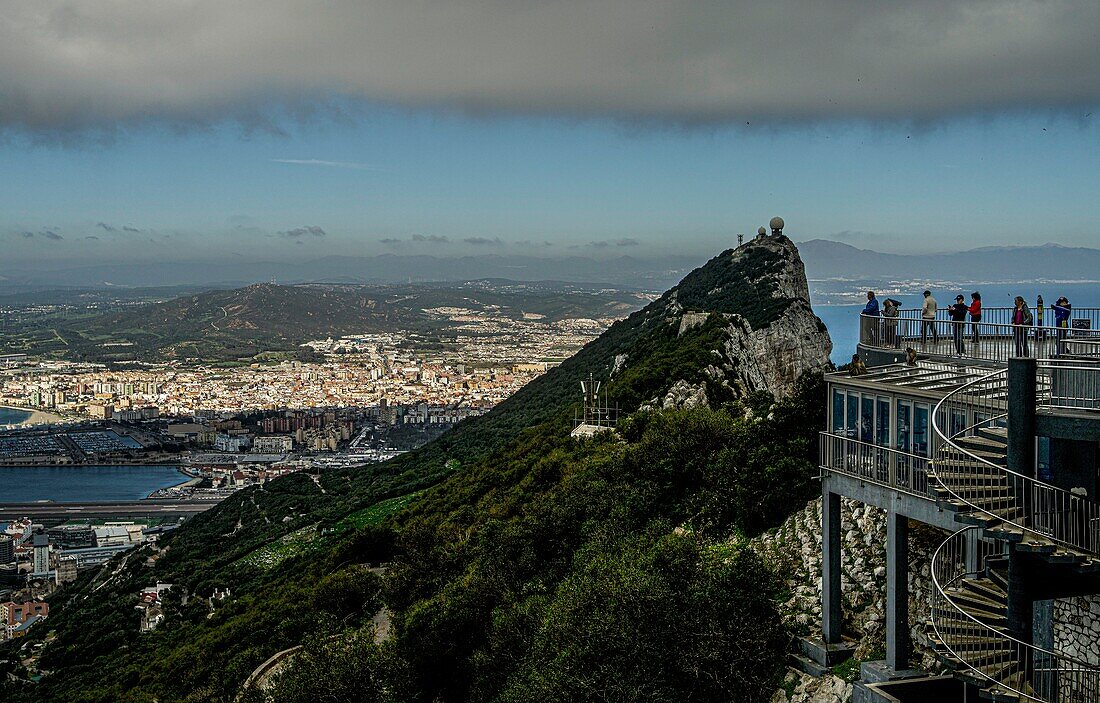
top-left (0, 464), bottom-right (186, 503)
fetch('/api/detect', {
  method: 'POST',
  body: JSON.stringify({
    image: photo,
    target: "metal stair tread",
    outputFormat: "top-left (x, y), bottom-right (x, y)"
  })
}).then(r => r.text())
top-left (954, 435), bottom-right (1009, 451)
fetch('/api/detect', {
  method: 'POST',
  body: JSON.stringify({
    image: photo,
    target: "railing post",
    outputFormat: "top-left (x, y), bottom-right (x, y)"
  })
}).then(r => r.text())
top-left (822, 487), bottom-right (843, 644)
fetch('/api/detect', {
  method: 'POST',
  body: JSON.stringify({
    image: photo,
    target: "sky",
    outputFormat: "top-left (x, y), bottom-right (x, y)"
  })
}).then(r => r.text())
top-left (2, 1), bottom-right (1100, 269)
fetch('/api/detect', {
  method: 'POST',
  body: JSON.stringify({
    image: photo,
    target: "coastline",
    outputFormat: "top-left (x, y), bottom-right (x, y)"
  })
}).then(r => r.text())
top-left (0, 404), bottom-right (66, 426)
top-left (146, 467), bottom-right (202, 498)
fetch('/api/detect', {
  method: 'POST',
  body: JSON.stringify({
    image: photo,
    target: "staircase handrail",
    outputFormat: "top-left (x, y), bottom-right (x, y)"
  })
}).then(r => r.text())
top-left (931, 528), bottom-right (1100, 702)
top-left (931, 528), bottom-right (1099, 672)
top-left (932, 366), bottom-right (1100, 557)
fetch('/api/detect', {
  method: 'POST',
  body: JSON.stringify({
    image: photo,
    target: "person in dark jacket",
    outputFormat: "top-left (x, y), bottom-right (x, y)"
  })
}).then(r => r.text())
top-left (862, 291), bottom-right (880, 345)
top-left (1053, 296), bottom-right (1072, 349)
top-left (882, 298), bottom-right (901, 348)
top-left (1012, 296), bottom-right (1033, 357)
top-left (968, 292), bottom-right (982, 345)
top-left (948, 295), bottom-right (968, 356)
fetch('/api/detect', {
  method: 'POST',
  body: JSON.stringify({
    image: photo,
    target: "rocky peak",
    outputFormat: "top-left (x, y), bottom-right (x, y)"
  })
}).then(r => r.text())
top-left (630, 233), bottom-right (832, 407)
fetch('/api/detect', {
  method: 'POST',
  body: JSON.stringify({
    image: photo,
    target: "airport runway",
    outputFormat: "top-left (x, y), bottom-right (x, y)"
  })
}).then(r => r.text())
top-left (0, 499), bottom-right (217, 520)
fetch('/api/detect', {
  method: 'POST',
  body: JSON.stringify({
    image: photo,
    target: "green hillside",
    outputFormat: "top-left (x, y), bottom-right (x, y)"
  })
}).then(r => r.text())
top-left (0, 236), bottom-right (830, 703)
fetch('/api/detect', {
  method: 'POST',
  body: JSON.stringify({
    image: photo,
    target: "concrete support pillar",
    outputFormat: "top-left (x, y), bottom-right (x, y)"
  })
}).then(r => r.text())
top-left (886, 510), bottom-right (910, 671)
top-left (1007, 358), bottom-right (1037, 480)
top-left (1033, 599), bottom-right (1056, 701)
top-left (1033, 599), bottom-right (1054, 650)
top-left (822, 487), bottom-right (843, 644)
top-left (1008, 358), bottom-right (1037, 529)
top-left (1006, 548), bottom-right (1033, 645)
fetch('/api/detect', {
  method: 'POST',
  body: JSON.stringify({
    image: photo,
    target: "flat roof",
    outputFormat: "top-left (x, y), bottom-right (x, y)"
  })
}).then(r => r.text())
top-left (827, 360), bottom-right (1007, 401)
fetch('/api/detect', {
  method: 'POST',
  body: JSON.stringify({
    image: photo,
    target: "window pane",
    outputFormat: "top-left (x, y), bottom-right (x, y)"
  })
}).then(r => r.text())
top-left (974, 412), bottom-right (990, 431)
top-left (861, 395), bottom-right (874, 443)
top-left (832, 389), bottom-right (845, 434)
top-left (876, 397), bottom-right (891, 447)
top-left (896, 402), bottom-right (911, 453)
top-left (950, 409), bottom-right (966, 437)
top-left (914, 404), bottom-right (929, 457)
top-left (847, 392), bottom-right (859, 438)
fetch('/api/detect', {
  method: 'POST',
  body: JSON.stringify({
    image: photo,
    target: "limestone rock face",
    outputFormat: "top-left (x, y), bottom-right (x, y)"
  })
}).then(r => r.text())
top-left (661, 379), bottom-right (708, 409)
top-left (714, 235), bottom-right (831, 399)
top-left (718, 300), bottom-right (833, 400)
top-left (642, 235), bottom-right (832, 405)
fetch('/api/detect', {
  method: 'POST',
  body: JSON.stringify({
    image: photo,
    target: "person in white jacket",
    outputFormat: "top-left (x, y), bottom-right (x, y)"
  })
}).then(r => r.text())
top-left (921, 290), bottom-right (938, 346)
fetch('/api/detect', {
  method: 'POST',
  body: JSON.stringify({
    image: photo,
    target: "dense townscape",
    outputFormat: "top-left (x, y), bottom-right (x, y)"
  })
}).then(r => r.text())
top-left (0, 298), bottom-right (625, 648)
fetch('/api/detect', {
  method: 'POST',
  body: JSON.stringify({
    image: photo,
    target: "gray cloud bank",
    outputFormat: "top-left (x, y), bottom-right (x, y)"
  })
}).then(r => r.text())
top-left (3, 1), bottom-right (1100, 135)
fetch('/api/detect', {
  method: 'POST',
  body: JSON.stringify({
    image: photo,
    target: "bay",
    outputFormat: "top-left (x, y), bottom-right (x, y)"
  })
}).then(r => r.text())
top-left (0, 464), bottom-right (187, 503)
top-left (0, 407), bottom-right (32, 427)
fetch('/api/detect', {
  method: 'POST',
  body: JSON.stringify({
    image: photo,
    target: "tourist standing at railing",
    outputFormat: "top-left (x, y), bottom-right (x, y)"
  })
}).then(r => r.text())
top-left (968, 291), bottom-right (982, 345)
top-left (882, 298), bottom-right (901, 348)
top-left (1012, 295), bottom-right (1033, 357)
top-left (1053, 297), bottom-right (1072, 348)
top-left (921, 290), bottom-right (938, 346)
top-left (949, 295), bottom-right (968, 356)
top-left (862, 291), bottom-right (880, 345)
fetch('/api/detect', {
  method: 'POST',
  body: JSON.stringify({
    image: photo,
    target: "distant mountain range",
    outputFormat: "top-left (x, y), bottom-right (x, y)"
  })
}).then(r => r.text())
top-left (6, 241), bottom-right (1098, 292)
top-left (0, 253), bottom-right (705, 291)
top-left (797, 240), bottom-right (1100, 282)
top-left (0, 281), bottom-right (647, 362)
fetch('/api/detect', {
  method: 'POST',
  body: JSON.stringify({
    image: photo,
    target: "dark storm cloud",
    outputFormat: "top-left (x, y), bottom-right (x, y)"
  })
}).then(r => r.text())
top-left (279, 225), bottom-right (326, 238)
top-left (4, 1), bottom-right (1100, 135)
top-left (463, 236), bottom-right (503, 246)
top-left (411, 234), bottom-right (449, 243)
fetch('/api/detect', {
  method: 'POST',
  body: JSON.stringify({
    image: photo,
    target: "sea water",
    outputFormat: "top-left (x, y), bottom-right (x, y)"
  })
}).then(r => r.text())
top-left (0, 464), bottom-right (186, 503)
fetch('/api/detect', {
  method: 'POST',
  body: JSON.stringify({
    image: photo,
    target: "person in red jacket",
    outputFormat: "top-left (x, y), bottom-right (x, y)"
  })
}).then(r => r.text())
top-left (968, 291), bottom-right (982, 345)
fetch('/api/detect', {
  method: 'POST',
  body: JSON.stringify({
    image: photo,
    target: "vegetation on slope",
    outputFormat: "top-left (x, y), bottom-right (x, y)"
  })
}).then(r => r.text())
top-left (1, 236), bottom-right (827, 702)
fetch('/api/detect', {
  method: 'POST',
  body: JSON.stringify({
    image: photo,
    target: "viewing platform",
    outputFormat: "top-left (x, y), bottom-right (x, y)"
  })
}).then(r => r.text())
top-left (856, 306), bottom-right (1100, 368)
top-left (811, 307), bottom-right (1100, 703)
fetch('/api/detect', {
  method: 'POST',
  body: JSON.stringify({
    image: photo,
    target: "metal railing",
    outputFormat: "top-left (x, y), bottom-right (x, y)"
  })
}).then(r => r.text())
top-left (1039, 359), bottom-right (1100, 411)
top-left (859, 314), bottom-right (1098, 364)
top-left (887, 306), bottom-right (1100, 331)
top-left (931, 528), bottom-right (1100, 702)
top-left (818, 432), bottom-right (932, 498)
top-left (928, 361), bottom-right (1100, 701)
top-left (932, 367), bottom-right (1100, 555)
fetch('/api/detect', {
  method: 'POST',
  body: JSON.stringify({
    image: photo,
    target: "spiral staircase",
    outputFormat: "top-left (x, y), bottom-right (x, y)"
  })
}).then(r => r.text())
top-left (928, 363), bottom-right (1100, 702)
